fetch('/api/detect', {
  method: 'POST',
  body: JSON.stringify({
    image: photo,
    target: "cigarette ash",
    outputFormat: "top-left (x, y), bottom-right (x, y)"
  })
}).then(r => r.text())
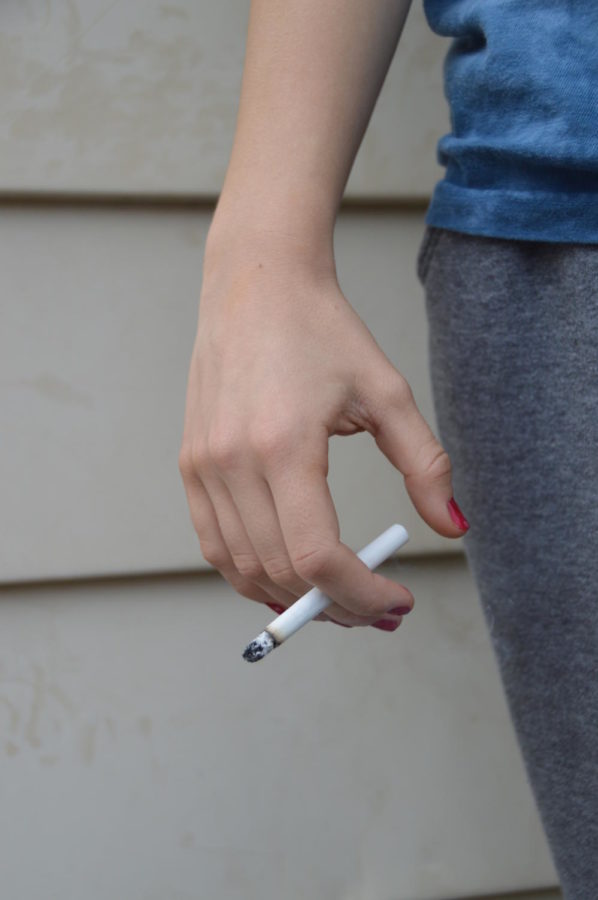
top-left (242, 630), bottom-right (276, 662)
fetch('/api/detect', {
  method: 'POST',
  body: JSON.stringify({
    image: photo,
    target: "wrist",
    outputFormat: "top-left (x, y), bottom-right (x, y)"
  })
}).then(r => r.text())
top-left (204, 185), bottom-right (338, 278)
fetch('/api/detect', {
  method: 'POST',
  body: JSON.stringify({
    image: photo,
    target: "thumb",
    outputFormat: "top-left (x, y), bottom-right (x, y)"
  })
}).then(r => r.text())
top-left (362, 369), bottom-right (469, 538)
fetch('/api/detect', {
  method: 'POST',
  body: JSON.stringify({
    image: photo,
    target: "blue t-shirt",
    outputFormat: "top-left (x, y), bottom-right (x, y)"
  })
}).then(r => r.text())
top-left (423, 0), bottom-right (598, 243)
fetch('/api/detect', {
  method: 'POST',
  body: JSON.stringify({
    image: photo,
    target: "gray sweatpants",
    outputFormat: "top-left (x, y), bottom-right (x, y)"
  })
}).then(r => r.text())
top-left (417, 226), bottom-right (598, 899)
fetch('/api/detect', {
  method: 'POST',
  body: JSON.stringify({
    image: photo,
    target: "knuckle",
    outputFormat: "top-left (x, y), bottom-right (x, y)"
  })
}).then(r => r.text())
top-left (199, 540), bottom-right (228, 571)
top-left (262, 557), bottom-right (299, 589)
top-left (290, 544), bottom-right (334, 581)
top-left (249, 423), bottom-right (295, 461)
top-left (191, 443), bottom-right (209, 471)
top-left (370, 371), bottom-right (414, 423)
top-left (232, 552), bottom-right (265, 582)
top-left (207, 428), bottom-right (242, 468)
top-left (420, 441), bottom-right (452, 482)
top-left (387, 373), bottom-right (414, 408)
top-left (178, 445), bottom-right (195, 479)
top-left (181, 442), bottom-right (209, 474)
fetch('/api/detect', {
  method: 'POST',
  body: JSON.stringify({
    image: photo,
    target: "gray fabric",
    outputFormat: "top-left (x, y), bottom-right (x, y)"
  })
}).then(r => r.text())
top-left (417, 226), bottom-right (598, 899)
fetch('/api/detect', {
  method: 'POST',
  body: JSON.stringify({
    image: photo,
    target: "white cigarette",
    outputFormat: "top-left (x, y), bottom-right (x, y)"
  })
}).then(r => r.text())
top-left (242, 523), bottom-right (409, 662)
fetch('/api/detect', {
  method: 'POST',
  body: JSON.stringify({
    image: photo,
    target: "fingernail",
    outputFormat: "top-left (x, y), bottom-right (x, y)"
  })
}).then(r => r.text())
top-left (372, 619), bottom-right (400, 632)
top-left (388, 606), bottom-right (412, 616)
top-left (266, 603), bottom-right (286, 615)
top-left (447, 497), bottom-right (470, 531)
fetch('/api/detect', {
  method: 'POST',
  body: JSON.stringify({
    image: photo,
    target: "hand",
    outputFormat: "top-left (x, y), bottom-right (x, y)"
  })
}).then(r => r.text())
top-left (179, 236), bottom-right (467, 629)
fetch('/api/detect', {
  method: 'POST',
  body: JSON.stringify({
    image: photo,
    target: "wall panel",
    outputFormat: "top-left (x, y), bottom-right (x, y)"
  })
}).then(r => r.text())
top-left (0, 556), bottom-right (559, 899)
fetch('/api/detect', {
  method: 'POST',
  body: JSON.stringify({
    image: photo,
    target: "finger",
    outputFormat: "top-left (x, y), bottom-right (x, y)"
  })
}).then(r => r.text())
top-left (214, 457), bottom-right (316, 600)
top-left (201, 469), bottom-right (304, 609)
top-left (265, 430), bottom-right (414, 620)
top-left (206, 428), bottom-right (392, 626)
top-left (203, 460), bottom-right (331, 623)
top-left (180, 458), bottom-right (296, 608)
top-left (323, 598), bottom-right (413, 628)
top-left (216, 455), bottom-right (381, 626)
top-left (360, 368), bottom-right (469, 537)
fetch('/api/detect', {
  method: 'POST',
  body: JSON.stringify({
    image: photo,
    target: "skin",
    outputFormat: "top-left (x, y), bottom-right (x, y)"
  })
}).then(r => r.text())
top-left (179, 0), bottom-right (467, 630)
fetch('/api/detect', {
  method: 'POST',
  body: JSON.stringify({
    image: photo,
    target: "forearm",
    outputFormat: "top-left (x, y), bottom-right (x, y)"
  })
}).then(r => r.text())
top-left (207, 0), bottom-right (413, 264)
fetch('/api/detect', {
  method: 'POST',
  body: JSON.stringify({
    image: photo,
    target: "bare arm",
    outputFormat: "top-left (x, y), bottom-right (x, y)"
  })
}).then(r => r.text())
top-left (206, 0), bottom-right (414, 264)
top-left (180, 0), bottom-right (468, 631)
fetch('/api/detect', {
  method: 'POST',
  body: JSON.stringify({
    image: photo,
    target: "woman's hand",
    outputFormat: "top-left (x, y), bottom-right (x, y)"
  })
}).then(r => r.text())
top-left (179, 233), bottom-right (466, 630)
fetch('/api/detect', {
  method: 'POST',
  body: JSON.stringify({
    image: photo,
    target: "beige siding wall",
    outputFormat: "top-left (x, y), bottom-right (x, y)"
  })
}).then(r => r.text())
top-left (1, 559), bottom-right (559, 899)
top-left (1, 0), bottom-right (447, 197)
top-left (2, 2), bottom-right (561, 898)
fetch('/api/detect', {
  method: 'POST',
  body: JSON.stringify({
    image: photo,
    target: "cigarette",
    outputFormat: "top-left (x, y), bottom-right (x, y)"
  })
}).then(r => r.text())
top-left (242, 523), bottom-right (409, 662)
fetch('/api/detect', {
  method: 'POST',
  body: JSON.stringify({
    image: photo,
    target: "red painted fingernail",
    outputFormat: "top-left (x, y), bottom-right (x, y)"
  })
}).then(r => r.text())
top-left (388, 606), bottom-right (412, 616)
top-left (266, 603), bottom-right (286, 615)
top-left (372, 619), bottom-right (400, 632)
top-left (447, 497), bottom-right (470, 531)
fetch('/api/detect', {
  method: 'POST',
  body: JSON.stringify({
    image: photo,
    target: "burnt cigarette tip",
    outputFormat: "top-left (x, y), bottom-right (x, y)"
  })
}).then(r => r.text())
top-left (242, 630), bottom-right (276, 663)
